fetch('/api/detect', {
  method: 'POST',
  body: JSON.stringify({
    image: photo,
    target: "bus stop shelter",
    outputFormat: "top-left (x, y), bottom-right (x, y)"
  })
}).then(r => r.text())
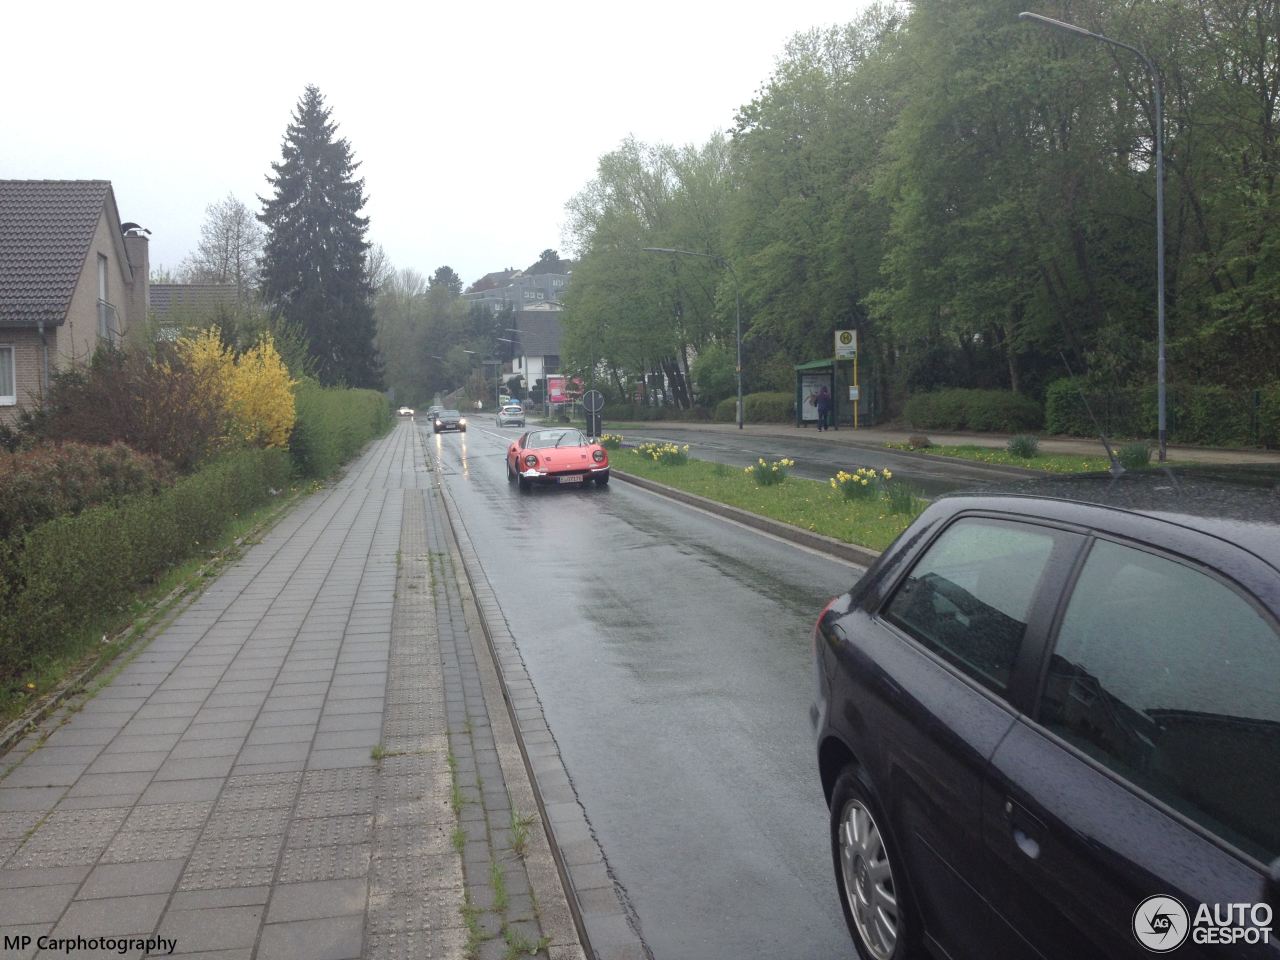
top-left (795, 358), bottom-right (873, 428)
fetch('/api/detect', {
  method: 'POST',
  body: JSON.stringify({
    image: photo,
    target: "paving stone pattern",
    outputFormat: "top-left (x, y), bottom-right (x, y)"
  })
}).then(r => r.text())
top-left (0, 425), bottom-right (556, 959)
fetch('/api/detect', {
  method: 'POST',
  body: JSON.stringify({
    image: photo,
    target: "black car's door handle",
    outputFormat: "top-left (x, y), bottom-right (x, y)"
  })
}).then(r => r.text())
top-left (1004, 798), bottom-right (1045, 860)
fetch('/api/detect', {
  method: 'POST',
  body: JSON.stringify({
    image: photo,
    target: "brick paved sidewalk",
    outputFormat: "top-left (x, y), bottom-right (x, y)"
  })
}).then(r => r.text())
top-left (0, 424), bottom-right (579, 960)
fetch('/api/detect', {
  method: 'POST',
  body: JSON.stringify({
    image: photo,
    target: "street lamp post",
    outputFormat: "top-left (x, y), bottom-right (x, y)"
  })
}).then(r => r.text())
top-left (1020, 11), bottom-right (1167, 461)
top-left (641, 247), bottom-right (743, 430)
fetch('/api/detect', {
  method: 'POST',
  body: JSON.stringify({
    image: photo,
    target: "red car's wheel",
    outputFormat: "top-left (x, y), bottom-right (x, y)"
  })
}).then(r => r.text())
top-left (506, 457), bottom-right (516, 483)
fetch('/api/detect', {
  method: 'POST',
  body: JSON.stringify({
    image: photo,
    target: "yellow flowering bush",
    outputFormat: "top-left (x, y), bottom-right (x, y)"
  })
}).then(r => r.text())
top-left (746, 457), bottom-right (795, 486)
top-left (634, 441), bottom-right (689, 465)
top-left (831, 467), bottom-right (891, 500)
top-left (177, 328), bottom-right (296, 449)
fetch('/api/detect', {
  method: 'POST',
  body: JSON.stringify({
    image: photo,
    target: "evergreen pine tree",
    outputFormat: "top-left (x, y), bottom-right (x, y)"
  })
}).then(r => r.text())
top-left (258, 85), bottom-right (382, 387)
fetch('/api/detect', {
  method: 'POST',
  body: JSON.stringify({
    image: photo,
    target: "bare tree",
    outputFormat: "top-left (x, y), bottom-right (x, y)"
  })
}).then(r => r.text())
top-left (181, 193), bottom-right (264, 302)
top-left (366, 243), bottom-right (394, 292)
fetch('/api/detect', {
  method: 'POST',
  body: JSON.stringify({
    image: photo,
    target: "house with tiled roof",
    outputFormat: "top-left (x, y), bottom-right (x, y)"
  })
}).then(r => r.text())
top-left (510, 304), bottom-right (563, 397)
top-left (0, 180), bottom-right (149, 425)
top-left (149, 282), bottom-right (238, 331)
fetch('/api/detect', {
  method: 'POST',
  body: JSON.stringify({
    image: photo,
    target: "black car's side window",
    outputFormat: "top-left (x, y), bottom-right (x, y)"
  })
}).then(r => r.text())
top-left (1040, 539), bottom-right (1280, 863)
top-left (884, 518), bottom-right (1058, 695)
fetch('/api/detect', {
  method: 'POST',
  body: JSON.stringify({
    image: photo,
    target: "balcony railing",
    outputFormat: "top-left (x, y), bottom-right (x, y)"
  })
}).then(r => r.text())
top-left (97, 299), bottom-right (119, 343)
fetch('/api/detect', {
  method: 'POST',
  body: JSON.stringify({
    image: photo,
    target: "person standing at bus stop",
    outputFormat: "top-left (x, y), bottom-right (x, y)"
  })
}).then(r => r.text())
top-left (816, 385), bottom-right (832, 432)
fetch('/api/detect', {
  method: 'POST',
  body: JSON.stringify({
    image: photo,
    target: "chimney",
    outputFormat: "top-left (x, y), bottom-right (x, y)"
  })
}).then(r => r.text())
top-left (122, 227), bottom-right (150, 335)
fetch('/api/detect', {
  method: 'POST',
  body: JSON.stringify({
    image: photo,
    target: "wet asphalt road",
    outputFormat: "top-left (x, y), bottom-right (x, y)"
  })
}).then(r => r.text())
top-left (424, 421), bottom-right (860, 960)
top-left (605, 424), bottom-right (1012, 498)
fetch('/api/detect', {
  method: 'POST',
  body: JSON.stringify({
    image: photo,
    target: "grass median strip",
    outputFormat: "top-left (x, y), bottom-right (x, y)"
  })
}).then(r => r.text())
top-left (885, 442), bottom-right (1110, 473)
top-left (614, 450), bottom-right (920, 552)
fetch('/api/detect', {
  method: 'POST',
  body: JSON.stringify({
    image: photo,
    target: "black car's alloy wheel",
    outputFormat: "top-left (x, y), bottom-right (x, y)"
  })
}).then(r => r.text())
top-left (831, 766), bottom-right (914, 960)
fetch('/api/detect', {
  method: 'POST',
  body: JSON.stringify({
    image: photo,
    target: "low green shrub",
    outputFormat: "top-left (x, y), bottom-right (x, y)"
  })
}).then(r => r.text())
top-left (0, 443), bottom-right (174, 541)
top-left (290, 381), bottom-right (392, 478)
top-left (0, 448), bottom-right (291, 685)
top-left (1047, 378), bottom-right (1275, 446)
top-left (713, 398), bottom-right (737, 422)
top-left (1179, 385), bottom-right (1252, 447)
top-left (1261, 384), bottom-right (1280, 448)
top-left (1044, 379), bottom-right (1096, 437)
top-left (603, 404), bottom-right (712, 423)
top-left (1118, 441), bottom-right (1153, 470)
top-left (1006, 435), bottom-right (1040, 458)
top-left (831, 468), bottom-right (888, 501)
top-left (633, 442), bottom-right (689, 465)
top-left (745, 457), bottom-right (794, 486)
top-left (742, 392), bottom-right (794, 423)
top-left (884, 479), bottom-right (923, 516)
top-left (905, 389), bottom-right (1041, 433)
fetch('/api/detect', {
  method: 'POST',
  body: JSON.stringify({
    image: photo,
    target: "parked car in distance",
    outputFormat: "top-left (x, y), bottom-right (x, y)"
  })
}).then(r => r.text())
top-left (812, 465), bottom-right (1280, 960)
top-left (432, 409), bottom-right (466, 433)
top-left (497, 404), bottom-right (525, 428)
top-left (396, 406), bottom-right (414, 418)
top-left (506, 428), bottom-right (609, 490)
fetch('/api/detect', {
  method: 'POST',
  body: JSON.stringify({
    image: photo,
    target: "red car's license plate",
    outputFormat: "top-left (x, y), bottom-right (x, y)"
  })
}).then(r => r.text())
top-left (558, 475), bottom-right (584, 484)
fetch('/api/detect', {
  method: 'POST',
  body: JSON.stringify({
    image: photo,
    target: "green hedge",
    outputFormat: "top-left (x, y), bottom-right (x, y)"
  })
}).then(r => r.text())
top-left (711, 392), bottom-right (795, 423)
top-left (1261, 384), bottom-right (1280, 448)
top-left (744, 392), bottom-right (795, 422)
top-left (0, 449), bottom-right (291, 683)
top-left (905, 389), bottom-right (1042, 432)
top-left (602, 404), bottom-right (712, 422)
top-left (290, 382), bottom-right (392, 478)
top-left (0, 442), bottom-right (174, 542)
top-left (1046, 378), bottom-right (1272, 446)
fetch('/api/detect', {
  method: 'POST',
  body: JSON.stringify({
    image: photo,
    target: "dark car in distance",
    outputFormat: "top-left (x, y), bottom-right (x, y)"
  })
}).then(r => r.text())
top-left (812, 466), bottom-right (1280, 960)
top-left (432, 409), bottom-right (466, 433)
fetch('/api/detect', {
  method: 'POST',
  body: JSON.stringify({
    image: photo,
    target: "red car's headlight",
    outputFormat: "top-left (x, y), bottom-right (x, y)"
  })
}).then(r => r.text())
top-left (592, 449), bottom-right (606, 463)
top-left (524, 454), bottom-right (538, 467)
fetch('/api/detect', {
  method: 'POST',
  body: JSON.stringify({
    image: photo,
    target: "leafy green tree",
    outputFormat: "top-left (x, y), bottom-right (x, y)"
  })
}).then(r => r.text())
top-left (429, 266), bottom-right (463, 297)
top-left (563, 135), bottom-right (733, 407)
top-left (259, 85), bottom-right (381, 388)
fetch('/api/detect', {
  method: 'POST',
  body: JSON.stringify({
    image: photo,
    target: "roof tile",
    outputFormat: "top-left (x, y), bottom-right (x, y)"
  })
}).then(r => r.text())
top-left (0, 180), bottom-right (111, 326)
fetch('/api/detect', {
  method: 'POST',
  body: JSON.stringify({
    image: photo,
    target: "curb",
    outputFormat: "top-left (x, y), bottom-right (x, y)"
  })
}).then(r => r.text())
top-left (610, 468), bottom-right (882, 568)
top-left (431, 460), bottom-right (651, 960)
top-left (434, 488), bottom-right (588, 960)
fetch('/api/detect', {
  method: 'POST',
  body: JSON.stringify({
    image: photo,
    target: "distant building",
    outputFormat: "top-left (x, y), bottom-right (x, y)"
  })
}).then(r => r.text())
top-left (462, 262), bottom-right (572, 315)
top-left (510, 305), bottom-right (563, 393)
top-left (0, 180), bottom-right (149, 426)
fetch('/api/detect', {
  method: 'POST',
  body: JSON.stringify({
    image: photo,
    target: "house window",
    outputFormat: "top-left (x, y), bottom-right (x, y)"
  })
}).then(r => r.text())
top-left (97, 254), bottom-right (113, 341)
top-left (0, 345), bottom-right (15, 405)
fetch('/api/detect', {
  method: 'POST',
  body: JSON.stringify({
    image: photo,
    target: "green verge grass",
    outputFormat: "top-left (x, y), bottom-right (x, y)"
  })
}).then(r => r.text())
top-left (0, 478), bottom-right (308, 727)
top-left (886, 442), bottom-right (1111, 474)
top-left (615, 451), bottom-right (919, 552)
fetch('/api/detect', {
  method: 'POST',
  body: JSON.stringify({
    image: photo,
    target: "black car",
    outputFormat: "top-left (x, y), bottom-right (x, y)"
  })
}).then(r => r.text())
top-left (432, 409), bottom-right (466, 433)
top-left (813, 466), bottom-right (1280, 960)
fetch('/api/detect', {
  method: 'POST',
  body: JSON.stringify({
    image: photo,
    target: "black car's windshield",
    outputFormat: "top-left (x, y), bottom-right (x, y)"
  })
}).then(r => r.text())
top-left (439, 410), bottom-right (460, 418)
top-left (526, 430), bottom-right (586, 449)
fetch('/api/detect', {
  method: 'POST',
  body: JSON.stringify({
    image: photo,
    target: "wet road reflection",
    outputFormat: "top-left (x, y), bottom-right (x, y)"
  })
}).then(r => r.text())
top-left (427, 421), bottom-right (859, 960)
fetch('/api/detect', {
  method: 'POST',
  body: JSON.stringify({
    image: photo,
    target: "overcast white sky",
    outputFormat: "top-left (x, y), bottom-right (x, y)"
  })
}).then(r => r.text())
top-left (2, 0), bottom-right (868, 287)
